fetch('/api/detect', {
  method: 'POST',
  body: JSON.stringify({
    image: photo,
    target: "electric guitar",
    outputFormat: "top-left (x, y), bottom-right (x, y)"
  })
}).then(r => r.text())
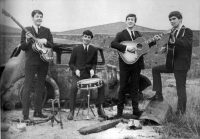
top-left (118, 30), bottom-right (171, 64)
top-left (2, 9), bottom-right (53, 63)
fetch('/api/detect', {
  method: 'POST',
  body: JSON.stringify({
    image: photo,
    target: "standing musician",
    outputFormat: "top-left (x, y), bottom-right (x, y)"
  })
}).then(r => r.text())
top-left (20, 10), bottom-right (53, 121)
top-left (67, 30), bottom-right (108, 120)
top-left (149, 11), bottom-right (193, 115)
top-left (110, 14), bottom-right (160, 118)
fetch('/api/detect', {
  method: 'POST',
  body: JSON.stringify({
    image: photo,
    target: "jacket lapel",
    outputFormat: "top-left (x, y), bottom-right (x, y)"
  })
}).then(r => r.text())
top-left (31, 26), bottom-right (37, 37)
top-left (177, 25), bottom-right (185, 38)
top-left (124, 29), bottom-right (132, 41)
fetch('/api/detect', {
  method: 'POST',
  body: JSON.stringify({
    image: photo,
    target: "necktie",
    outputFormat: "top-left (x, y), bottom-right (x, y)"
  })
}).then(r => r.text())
top-left (174, 30), bottom-right (178, 38)
top-left (131, 31), bottom-right (135, 40)
top-left (84, 46), bottom-right (87, 54)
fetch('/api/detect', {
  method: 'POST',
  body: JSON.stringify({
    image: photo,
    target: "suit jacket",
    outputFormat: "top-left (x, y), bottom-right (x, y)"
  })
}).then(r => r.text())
top-left (20, 26), bottom-right (53, 65)
top-left (69, 44), bottom-right (98, 79)
top-left (168, 25), bottom-right (193, 70)
top-left (111, 29), bottom-right (155, 69)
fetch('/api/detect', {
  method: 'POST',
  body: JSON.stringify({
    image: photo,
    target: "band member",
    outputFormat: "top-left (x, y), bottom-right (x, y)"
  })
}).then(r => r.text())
top-left (110, 14), bottom-right (160, 118)
top-left (67, 30), bottom-right (108, 120)
top-left (20, 10), bottom-right (53, 120)
top-left (150, 11), bottom-right (193, 115)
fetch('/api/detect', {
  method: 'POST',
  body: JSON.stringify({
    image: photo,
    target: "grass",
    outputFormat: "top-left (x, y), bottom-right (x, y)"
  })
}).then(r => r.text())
top-left (160, 81), bottom-right (200, 139)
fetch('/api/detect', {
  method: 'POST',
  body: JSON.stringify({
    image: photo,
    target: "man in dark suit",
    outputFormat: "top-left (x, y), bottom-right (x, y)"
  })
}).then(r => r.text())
top-left (20, 10), bottom-right (53, 121)
top-left (150, 11), bottom-right (193, 115)
top-left (67, 30), bottom-right (108, 120)
top-left (110, 14), bottom-right (160, 118)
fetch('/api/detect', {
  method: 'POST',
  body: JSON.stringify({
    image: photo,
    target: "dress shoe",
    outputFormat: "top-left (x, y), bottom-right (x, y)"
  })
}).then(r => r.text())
top-left (97, 107), bottom-right (108, 119)
top-left (33, 111), bottom-right (48, 118)
top-left (97, 105), bottom-right (108, 119)
top-left (23, 117), bottom-right (34, 123)
top-left (67, 111), bottom-right (74, 120)
top-left (148, 94), bottom-right (163, 101)
top-left (133, 109), bottom-right (143, 119)
top-left (23, 116), bottom-right (33, 122)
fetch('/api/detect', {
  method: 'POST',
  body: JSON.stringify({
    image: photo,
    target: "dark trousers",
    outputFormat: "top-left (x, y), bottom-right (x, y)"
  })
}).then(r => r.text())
top-left (22, 64), bottom-right (48, 118)
top-left (69, 75), bottom-right (105, 111)
top-left (118, 64), bottom-right (141, 114)
top-left (152, 64), bottom-right (188, 113)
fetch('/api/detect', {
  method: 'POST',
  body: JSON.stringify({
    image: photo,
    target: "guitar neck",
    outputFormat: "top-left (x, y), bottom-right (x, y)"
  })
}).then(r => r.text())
top-left (144, 32), bottom-right (165, 44)
top-left (9, 14), bottom-right (37, 40)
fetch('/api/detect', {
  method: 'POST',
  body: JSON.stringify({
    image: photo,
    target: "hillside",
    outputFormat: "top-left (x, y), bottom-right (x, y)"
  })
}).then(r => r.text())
top-left (0, 24), bottom-right (21, 35)
top-left (57, 21), bottom-right (161, 35)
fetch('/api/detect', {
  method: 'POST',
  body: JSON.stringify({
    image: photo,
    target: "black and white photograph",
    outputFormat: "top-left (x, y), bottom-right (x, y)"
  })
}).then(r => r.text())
top-left (0, 0), bottom-right (200, 138)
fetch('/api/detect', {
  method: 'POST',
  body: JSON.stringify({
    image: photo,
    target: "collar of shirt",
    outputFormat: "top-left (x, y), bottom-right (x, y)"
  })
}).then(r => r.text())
top-left (126, 28), bottom-right (135, 40)
top-left (83, 44), bottom-right (89, 50)
top-left (32, 24), bottom-right (40, 33)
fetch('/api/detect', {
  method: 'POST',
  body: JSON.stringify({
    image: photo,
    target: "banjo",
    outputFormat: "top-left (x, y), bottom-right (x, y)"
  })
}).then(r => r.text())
top-left (2, 9), bottom-right (53, 63)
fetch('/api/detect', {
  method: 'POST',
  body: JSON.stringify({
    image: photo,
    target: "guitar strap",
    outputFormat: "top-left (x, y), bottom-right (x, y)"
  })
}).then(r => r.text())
top-left (181, 26), bottom-right (186, 37)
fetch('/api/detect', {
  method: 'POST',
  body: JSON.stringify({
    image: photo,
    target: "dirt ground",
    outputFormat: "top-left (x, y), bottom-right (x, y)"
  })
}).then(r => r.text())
top-left (1, 78), bottom-right (200, 139)
top-left (1, 101), bottom-right (163, 139)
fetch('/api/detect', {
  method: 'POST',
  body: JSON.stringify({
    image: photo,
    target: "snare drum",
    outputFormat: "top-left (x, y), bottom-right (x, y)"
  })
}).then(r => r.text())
top-left (77, 78), bottom-right (103, 90)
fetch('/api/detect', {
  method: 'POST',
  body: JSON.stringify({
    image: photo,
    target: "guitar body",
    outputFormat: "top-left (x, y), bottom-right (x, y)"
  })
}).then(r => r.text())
top-left (166, 44), bottom-right (175, 70)
top-left (32, 43), bottom-right (53, 62)
top-left (119, 37), bottom-right (150, 64)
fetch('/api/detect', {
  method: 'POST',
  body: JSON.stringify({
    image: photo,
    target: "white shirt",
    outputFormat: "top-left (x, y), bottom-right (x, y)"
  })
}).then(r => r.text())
top-left (32, 24), bottom-right (40, 34)
top-left (175, 24), bottom-right (183, 38)
top-left (83, 44), bottom-right (89, 51)
top-left (170, 24), bottom-right (183, 44)
top-left (126, 28), bottom-right (135, 41)
top-left (125, 28), bottom-right (135, 51)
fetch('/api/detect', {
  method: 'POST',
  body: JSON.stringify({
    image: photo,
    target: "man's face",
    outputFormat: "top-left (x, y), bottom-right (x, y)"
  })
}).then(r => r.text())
top-left (32, 13), bottom-right (43, 26)
top-left (126, 17), bottom-right (136, 28)
top-left (82, 34), bottom-right (92, 45)
top-left (169, 16), bottom-right (182, 28)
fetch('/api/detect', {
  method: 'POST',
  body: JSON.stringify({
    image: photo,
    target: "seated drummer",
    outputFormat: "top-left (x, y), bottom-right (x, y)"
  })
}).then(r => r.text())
top-left (67, 30), bottom-right (108, 120)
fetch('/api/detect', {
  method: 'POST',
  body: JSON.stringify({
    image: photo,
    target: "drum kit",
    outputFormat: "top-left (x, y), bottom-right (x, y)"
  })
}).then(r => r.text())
top-left (76, 78), bottom-right (103, 120)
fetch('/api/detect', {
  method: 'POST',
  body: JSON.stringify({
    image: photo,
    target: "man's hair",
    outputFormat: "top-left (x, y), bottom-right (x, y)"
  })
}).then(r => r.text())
top-left (82, 30), bottom-right (93, 38)
top-left (126, 14), bottom-right (137, 22)
top-left (31, 10), bottom-right (43, 17)
top-left (169, 11), bottom-right (182, 19)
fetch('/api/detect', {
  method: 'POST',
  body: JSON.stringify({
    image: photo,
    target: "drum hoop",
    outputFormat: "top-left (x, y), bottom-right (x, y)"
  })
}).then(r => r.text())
top-left (77, 78), bottom-right (103, 90)
top-left (78, 84), bottom-right (103, 90)
top-left (77, 78), bottom-right (102, 84)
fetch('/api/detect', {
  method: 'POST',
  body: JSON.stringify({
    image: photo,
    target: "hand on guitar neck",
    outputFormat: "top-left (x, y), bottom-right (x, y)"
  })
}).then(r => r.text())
top-left (159, 46), bottom-right (167, 54)
top-left (26, 32), bottom-right (47, 45)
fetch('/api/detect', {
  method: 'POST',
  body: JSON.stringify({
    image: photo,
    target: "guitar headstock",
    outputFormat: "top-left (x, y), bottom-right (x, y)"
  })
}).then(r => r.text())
top-left (2, 9), bottom-right (11, 17)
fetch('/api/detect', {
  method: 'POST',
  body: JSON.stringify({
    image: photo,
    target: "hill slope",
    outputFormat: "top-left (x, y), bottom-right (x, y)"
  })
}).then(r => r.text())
top-left (57, 21), bottom-right (161, 35)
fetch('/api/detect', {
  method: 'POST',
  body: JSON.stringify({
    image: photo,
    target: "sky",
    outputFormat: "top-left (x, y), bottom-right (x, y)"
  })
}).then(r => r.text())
top-left (0, 0), bottom-right (200, 32)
